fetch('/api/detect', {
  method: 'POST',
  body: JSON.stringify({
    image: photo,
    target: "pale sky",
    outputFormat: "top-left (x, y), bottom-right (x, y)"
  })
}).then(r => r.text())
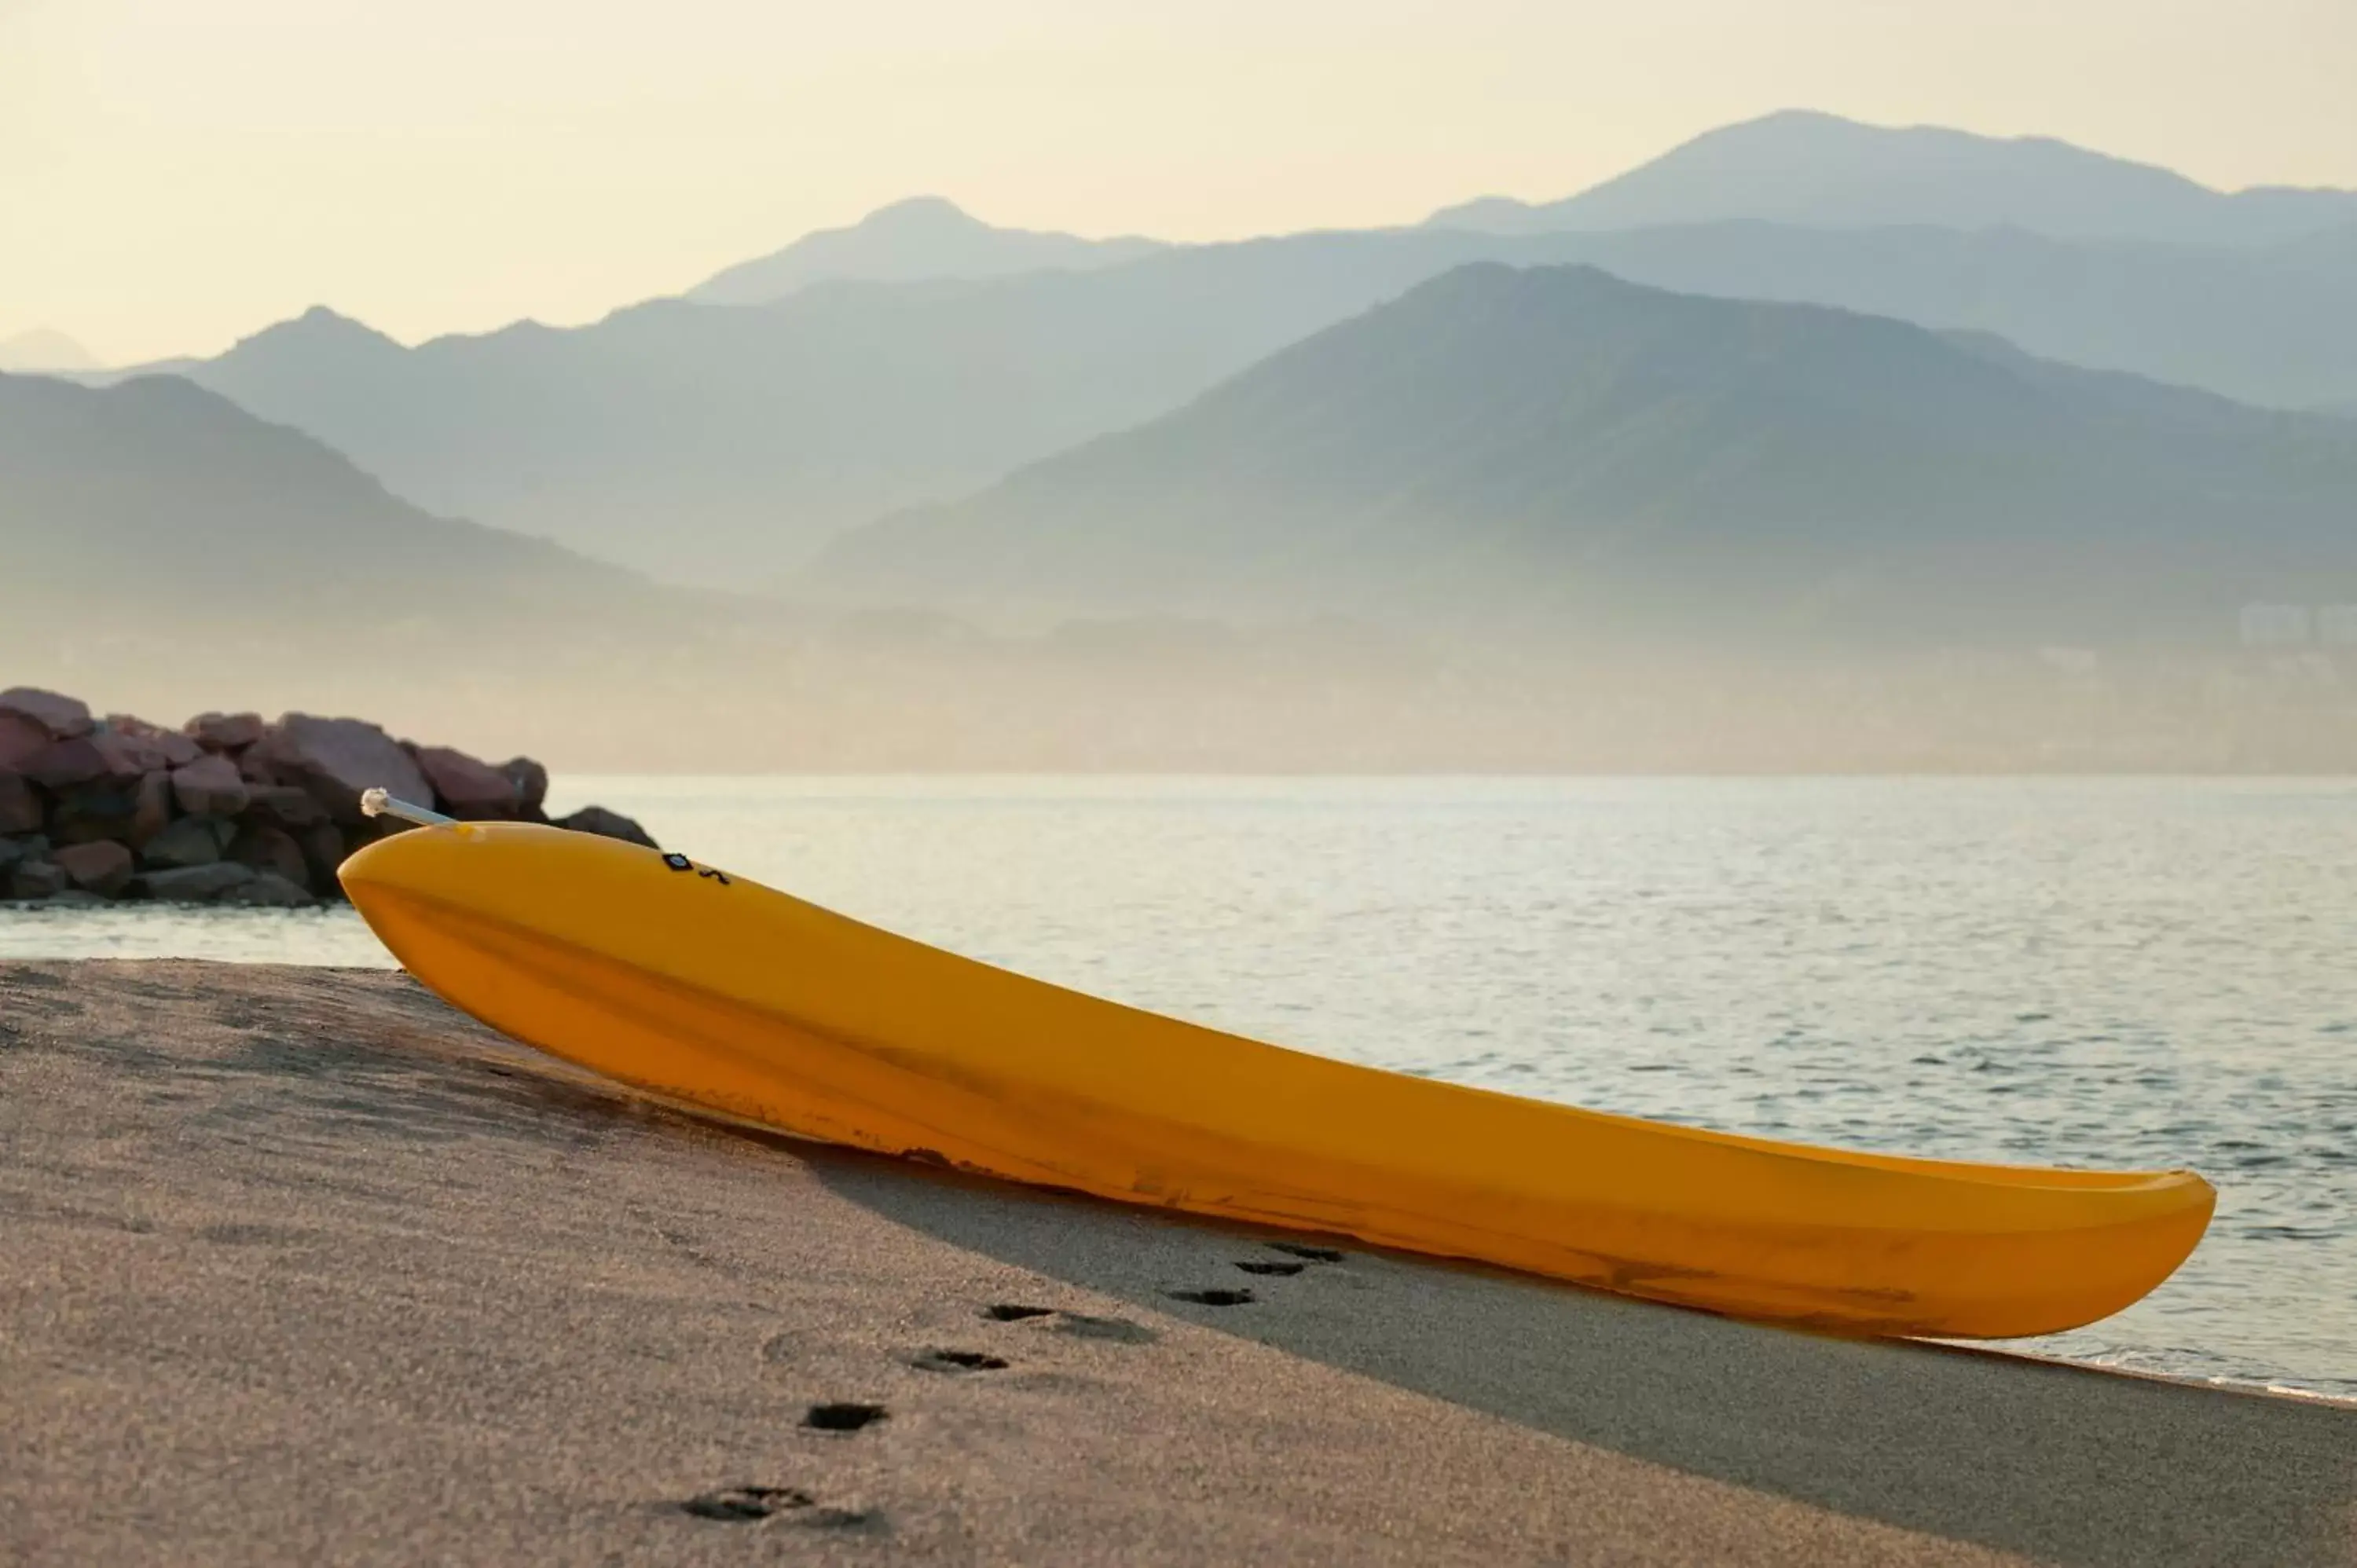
top-left (5, 0), bottom-right (2353, 365)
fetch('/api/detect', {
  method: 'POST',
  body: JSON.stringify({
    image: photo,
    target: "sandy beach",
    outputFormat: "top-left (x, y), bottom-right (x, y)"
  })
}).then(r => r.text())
top-left (2, 960), bottom-right (2349, 1566)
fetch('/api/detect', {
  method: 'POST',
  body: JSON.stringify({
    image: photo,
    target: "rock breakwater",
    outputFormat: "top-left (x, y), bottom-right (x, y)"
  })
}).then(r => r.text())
top-left (1, 687), bottom-right (654, 907)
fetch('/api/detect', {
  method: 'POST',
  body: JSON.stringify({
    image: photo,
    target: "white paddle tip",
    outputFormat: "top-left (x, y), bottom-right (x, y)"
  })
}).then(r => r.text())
top-left (361, 787), bottom-right (457, 827)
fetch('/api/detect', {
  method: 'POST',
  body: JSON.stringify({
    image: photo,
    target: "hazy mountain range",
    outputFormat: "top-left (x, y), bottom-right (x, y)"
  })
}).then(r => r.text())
top-left (1429, 109), bottom-right (2357, 247)
top-left (18, 109), bottom-right (2357, 768)
top-left (812, 264), bottom-right (2357, 648)
top-left (118, 214), bottom-right (2357, 586)
top-left (67, 112), bottom-right (2348, 592)
top-left (687, 195), bottom-right (1166, 305)
top-left (0, 371), bottom-right (654, 629)
top-left (39, 264), bottom-right (2352, 656)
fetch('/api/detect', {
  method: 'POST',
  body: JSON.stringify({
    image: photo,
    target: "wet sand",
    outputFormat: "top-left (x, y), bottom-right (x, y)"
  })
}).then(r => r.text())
top-left (1, 960), bottom-right (2349, 1566)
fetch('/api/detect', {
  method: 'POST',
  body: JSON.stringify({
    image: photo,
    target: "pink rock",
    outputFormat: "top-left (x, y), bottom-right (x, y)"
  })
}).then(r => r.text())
top-left (247, 714), bottom-right (430, 826)
top-left (136, 861), bottom-right (254, 903)
top-left (299, 821), bottom-right (347, 889)
top-left (500, 757), bottom-right (550, 814)
top-left (30, 731), bottom-right (169, 790)
top-left (47, 781), bottom-right (143, 845)
top-left (218, 871), bottom-right (316, 908)
top-left (130, 771), bottom-right (174, 847)
top-left (241, 785), bottom-right (325, 830)
top-left (555, 805), bottom-right (658, 848)
top-left (23, 737), bottom-right (106, 790)
top-left (0, 687), bottom-right (93, 741)
top-left (411, 745), bottom-right (519, 819)
top-left (0, 769), bottom-right (38, 835)
top-left (235, 746), bottom-right (284, 787)
top-left (53, 838), bottom-right (134, 896)
top-left (90, 729), bottom-right (170, 780)
top-left (227, 822), bottom-right (313, 891)
top-left (139, 815), bottom-right (225, 870)
top-left (185, 712), bottom-right (266, 753)
top-left (0, 713), bottom-right (49, 771)
top-left (172, 754), bottom-right (251, 818)
top-left (107, 715), bottom-right (202, 768)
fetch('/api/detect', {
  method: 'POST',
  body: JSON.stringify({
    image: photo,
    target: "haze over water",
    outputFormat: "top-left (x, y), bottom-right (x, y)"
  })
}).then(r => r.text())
top-left (8, 774), bottom-right (2352, 1400)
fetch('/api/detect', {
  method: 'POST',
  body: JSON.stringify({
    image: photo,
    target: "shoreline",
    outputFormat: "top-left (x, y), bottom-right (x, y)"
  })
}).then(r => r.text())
top-left (1923, 1337), bottom-right (2357, 1412)
top-left (0, 908), bottom-right (2343, 1409)
top-left (3, 960), bottom-right (2351, 1565)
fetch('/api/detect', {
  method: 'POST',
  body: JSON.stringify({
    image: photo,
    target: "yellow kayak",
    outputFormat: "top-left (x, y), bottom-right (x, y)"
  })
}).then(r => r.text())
top-left (340, 820), bottom-right (2213, 1339)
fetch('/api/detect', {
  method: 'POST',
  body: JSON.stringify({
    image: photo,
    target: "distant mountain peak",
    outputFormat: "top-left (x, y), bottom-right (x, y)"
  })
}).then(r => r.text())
top-left (227, 306), bottom-right (405, 361)
top-left (292, 303), bottom-right (392, 335)
top-left (687, 198), bottom-right (1168, 306)
top-left (1426, 109), bottom-right (2357, 248)
top-left (0, 328), bottom-right (100, 372)
top-left (860, 195), bottom-right (981, 225)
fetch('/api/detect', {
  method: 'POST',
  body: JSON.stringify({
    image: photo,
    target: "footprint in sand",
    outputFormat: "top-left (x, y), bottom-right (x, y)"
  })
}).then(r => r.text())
top-left (1164, 1287), bottom-right (1255, 1307)
top-left (981, 1302), bottom-right (1160, 1343)
top-left (1052, 1311), bottom-right (1157, 1343)
top-left (680, 1486), bottom-right (875, 1530)
top-left (911, 1348), bottom-right (1010, 1373)
top-left (804, 1401), bottom-right (889, 1431)
top-left (682, 1486), bottom-right (812, 1521)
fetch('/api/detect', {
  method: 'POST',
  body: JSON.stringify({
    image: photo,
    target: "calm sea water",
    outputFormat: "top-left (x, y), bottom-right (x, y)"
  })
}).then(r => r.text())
top-left (6, 776), bottom-right (2352, 1400)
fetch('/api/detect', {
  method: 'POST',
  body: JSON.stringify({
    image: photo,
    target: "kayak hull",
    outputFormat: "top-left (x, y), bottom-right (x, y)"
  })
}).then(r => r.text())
top-left (342, 823), bottom-right (2214, 1339)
